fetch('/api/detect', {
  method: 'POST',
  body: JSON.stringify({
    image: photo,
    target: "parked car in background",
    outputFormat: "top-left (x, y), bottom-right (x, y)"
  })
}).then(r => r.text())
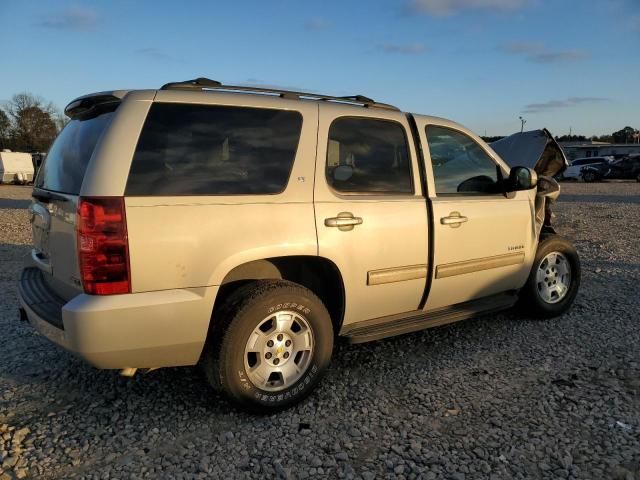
top-left (604, 156), bottom-right (640, 182)
top-left (561, 157), bottom-right (610, 181)
top-left (31, 152), bottom-right (47, 174)
top-left (580, 161), bottom-right (611, 183)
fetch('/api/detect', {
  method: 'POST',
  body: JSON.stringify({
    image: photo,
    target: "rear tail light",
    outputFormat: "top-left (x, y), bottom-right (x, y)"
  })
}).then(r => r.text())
top-left (77, 197), bottom-right (131, 295)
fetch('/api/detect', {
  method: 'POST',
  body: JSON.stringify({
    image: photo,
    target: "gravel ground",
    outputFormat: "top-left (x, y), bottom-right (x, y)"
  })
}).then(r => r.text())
top-left (0, 182), bottom-right (639, 480)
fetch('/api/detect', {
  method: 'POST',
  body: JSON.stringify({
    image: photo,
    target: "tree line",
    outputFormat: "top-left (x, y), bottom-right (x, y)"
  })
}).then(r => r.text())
top-left (0, 93), bottom-right (67, 153)
top-left (555, 126), bottom-right (639, 144)
top-left (482, 126), bottom-right (639, 144)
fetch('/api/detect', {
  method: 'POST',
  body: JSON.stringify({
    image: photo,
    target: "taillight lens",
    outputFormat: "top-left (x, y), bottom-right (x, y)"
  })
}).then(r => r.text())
top-left (77, 197), bottom-right (131, 295)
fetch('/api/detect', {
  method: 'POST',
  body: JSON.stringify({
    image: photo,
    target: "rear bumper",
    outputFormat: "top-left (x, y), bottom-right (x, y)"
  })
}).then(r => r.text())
top-left (18, 268), bottom-right (217, 369)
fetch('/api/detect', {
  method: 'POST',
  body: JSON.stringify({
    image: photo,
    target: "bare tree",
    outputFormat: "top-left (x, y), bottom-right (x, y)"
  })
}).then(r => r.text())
top-left (0, 108), bottom-right (10, 149)
top-left (4, 93), bottom-right (61, 152)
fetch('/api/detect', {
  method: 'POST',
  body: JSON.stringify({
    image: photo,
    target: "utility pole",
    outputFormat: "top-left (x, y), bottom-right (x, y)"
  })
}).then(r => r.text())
top-left (519, 116), bottom-right (527, 133)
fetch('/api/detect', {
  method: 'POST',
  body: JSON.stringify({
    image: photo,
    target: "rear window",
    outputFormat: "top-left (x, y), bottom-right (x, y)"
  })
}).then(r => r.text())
top-left (35, 112), bottom-right (114, 194)
top-left (126, 103), bottom-right (303, 196)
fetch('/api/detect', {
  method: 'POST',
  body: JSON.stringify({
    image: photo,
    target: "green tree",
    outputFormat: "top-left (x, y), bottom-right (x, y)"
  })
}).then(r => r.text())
top-left (612, 126), bottom-right (636, 144)
top-left (555, 135), bottom-right (587, 142)
top-left (590, 134), bottom-right (613, 143)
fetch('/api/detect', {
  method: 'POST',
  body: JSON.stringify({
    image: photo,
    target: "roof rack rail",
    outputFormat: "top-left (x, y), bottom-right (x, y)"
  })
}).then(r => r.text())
top-left (159, 77), bottom-right (399, 111)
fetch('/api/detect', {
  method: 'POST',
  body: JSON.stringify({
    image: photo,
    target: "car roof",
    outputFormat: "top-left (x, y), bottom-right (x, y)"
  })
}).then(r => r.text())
top-left (65, 79), bottom-right (473, 129)
top-left (66, 78), bottom-right (403, 118)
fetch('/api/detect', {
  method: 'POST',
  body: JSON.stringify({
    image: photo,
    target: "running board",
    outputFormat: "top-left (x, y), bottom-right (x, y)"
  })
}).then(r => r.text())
top-left (341, 293), bottom-right (518, 344)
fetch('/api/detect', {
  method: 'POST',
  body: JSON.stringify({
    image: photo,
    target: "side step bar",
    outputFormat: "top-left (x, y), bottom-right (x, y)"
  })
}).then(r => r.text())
top-left (341, 293), bottom-right (518, 344)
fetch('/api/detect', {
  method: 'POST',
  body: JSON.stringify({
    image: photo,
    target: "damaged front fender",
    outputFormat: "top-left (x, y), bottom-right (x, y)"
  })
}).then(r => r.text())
top-left (490, 129), bottom-right (568, 237)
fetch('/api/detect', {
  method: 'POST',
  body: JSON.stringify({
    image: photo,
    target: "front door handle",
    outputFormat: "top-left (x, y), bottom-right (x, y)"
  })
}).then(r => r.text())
top-left (441, 211), bottom-right (468, 228)
top-left (325, 212), bottom-right (363, 231)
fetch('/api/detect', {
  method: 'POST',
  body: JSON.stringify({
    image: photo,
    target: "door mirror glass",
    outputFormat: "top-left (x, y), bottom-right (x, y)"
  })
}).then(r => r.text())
top-left (333, 165), bottom-right (354, 182)
top-left (507, 166), bottom-right (537, 191)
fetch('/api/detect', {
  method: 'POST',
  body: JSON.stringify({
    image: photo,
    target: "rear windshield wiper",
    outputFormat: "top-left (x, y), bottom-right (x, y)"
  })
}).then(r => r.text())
top-left (32, 188), bottom-right (70, 203)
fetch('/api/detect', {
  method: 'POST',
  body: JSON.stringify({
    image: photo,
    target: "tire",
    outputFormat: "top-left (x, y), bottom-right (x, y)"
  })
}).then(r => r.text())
top-left (202, 280), bottom-right (334, 412)
top-left (636, 172), bottom-right (640, 183)
top-left (518, 235), bottom-right (581, 319)
top-left (582, 171), bottom-right (597, 183)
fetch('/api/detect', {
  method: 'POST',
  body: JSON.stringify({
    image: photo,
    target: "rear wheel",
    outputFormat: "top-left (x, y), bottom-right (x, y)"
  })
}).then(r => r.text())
top-left (582, 171), bottom-right (597, 182)
top-left (203, 280), bottom-right (333, 412)
top-left (518, 235), bottom-right (581, 319)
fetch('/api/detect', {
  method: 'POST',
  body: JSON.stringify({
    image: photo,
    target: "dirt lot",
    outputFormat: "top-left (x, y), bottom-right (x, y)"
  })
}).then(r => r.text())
top-left (0, 182), bottom-right (638, 480)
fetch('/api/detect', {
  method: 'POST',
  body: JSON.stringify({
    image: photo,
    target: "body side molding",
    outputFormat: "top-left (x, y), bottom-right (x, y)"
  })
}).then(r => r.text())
top-left (435, 252), bottom-right (525, 279)
top-left (367, 264), bottom-right (428, 286)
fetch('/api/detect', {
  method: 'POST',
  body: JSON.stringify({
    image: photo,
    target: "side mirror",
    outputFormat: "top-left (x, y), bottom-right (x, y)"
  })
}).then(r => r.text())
top-left (333, 165), bottom-right (354, 182)
top-left (507, 166), bottom-right (537, 191)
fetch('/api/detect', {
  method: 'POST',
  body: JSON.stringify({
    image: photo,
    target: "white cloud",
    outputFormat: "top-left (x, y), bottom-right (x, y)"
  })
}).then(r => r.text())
top-left (304, 18), bottom-right (332, 31)
top-left (380, 43), bottom-right (427, 54)
top-left (408, 0), bottom-right (528, 16)
top-left (523, 97), bottom-right (611, 114)
top-left (135, 48), bottom-right (174, 62)
top-left (37, 6), bottom-right (99, 31)
top-left (503, 41), bottom-right (590, 64)
top-left (627, 13), bottom-right (640, 31)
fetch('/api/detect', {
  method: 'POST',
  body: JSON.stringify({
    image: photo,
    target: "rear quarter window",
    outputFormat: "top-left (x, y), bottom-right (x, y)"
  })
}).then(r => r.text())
top-left (126, 103), bottom-right (303, 196)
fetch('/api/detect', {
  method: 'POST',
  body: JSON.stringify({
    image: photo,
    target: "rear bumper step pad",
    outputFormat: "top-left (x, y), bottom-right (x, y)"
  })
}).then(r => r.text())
top-left (18, 267), bottom-right (66, 330)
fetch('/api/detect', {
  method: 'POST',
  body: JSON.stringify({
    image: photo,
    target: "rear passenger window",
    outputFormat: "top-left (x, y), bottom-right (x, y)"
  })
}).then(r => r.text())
top-left (326, 117), bottom-right (413, 194)
top-left (126, 103), bottom-right (303, 195)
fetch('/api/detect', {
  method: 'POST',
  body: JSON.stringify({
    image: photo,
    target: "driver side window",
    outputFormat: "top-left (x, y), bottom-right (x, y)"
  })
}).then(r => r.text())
top-left (426, 125), bottom-right (501, 195)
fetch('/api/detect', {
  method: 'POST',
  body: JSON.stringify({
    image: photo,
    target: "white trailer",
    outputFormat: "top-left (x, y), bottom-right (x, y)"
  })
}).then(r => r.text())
top-left (0, 151), bottom-right (34, 184)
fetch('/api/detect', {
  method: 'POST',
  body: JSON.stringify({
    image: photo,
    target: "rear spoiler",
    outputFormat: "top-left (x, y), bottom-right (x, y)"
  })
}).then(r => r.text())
top-left (64, 90), bottom-right (129, 120)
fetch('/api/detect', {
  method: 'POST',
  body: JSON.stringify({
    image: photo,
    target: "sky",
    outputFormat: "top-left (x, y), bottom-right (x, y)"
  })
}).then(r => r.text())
top-left (0, 0), bottom-right (638, 137)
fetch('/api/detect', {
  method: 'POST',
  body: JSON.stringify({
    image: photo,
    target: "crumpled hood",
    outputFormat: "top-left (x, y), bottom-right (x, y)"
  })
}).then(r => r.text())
top-left (490, 128), bottom-right (568, 178)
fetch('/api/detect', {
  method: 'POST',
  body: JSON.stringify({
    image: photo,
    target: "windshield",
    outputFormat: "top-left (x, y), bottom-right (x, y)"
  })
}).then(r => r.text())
top-left (35, 112), bottom-right (114, 194)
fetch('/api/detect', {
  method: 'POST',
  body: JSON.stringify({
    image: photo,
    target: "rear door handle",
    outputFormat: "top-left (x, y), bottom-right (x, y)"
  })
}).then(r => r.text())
top-left (441, 211), bottom-right (468, 228)
top-left (325, 212), bottom-right (363, 231)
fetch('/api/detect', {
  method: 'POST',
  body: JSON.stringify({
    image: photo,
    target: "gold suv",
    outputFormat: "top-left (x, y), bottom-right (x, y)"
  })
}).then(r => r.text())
top-left (19, 78), bottom-right (580, 411)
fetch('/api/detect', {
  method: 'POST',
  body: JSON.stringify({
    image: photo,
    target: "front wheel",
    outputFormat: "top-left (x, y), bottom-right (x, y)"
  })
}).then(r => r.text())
top-left (203, 280), bottom-right (334, 412)
top-left (582, 171), bottom-right (597, 182)
top-left (518, 235), bottom-right (581, 319)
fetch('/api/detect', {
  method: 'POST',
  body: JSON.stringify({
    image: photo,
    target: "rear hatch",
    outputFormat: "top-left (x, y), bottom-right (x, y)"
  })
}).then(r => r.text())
top-left (30, 99), bottom-right (118, 301)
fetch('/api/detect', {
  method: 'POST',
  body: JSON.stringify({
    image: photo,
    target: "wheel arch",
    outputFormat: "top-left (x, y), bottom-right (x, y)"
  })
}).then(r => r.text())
top-left (208, 256), bottom-right (346, 341)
